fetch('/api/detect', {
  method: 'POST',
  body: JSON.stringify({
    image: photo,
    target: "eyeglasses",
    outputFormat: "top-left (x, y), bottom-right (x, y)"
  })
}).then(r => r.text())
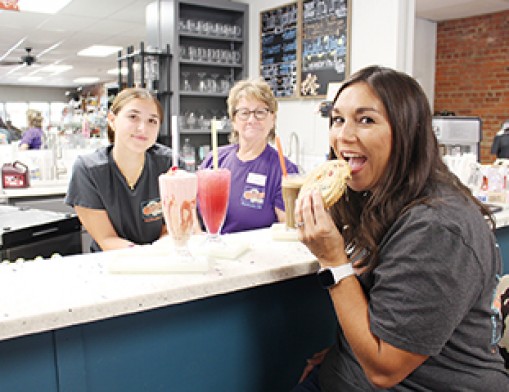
top-left (234, 107), bottom-right (272, 121)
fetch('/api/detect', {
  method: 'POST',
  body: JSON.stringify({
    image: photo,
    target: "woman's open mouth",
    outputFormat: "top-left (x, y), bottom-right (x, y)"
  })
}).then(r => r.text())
top-left (341, 152), bottom-right (366, 174)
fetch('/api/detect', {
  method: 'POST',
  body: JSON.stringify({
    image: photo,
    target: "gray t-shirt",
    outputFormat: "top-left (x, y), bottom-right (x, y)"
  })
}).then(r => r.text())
top-left (65, 144), bottom-right (173, 251)
top-left (320, 184), bottom-right (508, 391)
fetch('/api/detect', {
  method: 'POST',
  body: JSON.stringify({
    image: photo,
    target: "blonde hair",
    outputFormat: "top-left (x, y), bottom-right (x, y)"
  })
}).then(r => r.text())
top-left (27, 109), bottom-right (43, 128)
top-left (227, 78), bottom-right (278, 143)
top-left (107, 87), bottom-right (163, 143)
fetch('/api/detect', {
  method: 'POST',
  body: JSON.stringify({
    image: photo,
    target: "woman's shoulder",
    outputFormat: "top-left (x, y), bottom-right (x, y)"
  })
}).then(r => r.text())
top-left (149, 143), bottom-right (172, 157)
top-left (74, 146), bottom-right (110, 168)
top-left (202, 144), bottom-right (236, 168)
top-left (401, 184), bottom-right (487, 238)
top-left (147, 143), bottom-right (174, 170)
top-left (218, 144), bottom-right (237, 156)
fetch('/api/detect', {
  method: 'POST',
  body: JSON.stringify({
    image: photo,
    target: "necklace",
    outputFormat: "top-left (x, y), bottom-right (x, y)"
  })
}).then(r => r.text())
top-left (116, 159), bottom-right (145, 190)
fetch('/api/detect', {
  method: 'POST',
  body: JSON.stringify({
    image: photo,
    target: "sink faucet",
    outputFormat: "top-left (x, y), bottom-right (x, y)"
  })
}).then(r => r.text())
top-left (287, 131), bottom-right (303, 172)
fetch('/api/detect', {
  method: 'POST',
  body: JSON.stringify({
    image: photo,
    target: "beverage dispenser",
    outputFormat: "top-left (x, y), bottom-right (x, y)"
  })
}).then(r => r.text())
top-left (432, 116), bottom-right (482, 161)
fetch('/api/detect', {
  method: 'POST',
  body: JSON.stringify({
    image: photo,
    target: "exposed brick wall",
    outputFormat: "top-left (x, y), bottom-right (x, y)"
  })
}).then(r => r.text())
top-left (434, 10), bottom-right (509, 164)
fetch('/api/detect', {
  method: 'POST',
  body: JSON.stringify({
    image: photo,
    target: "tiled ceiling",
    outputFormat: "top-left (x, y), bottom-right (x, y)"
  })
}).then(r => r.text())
top-left (0, 0), bottom-right (155, 88)
top-left (0, 0), bottom-right (508, 88)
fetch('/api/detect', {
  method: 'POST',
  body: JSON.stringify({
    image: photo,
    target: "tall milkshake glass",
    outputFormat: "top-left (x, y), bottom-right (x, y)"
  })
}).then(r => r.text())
top-left (197, 168), bottom-right (231, 241)
top-left (159, 169), bottom-right (197, 258)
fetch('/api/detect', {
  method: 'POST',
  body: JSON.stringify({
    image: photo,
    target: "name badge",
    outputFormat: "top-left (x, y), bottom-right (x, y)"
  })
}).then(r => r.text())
top-left (246, 172), bottom-right (266, 187)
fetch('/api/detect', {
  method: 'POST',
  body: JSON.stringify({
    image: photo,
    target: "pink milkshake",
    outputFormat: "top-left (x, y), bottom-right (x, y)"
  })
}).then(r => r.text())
top-left (159, 168), bottom-right (197, 249)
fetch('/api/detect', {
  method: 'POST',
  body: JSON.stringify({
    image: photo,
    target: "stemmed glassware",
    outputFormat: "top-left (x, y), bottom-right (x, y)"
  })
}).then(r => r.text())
top-left (159, 170), bottom-right (198, 259)
top-left (197, 72), bottom-right (207, 93)
top-left (181, 71), bottom-right (192, 91)
top-left (197, 168), bottom-right (231, 241)
top-left (209, 73), bottom-right (219, 93)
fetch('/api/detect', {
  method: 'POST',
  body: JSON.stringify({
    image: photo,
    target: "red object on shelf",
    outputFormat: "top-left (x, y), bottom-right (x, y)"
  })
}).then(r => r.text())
top-left (2, 161), bottom-right (30, 189)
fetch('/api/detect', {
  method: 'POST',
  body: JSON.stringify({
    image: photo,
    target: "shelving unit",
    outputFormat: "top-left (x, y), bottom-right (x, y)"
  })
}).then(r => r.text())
top-left (147, 0), bottom-right (249, 164)
top-left (117, 42), bottom-right (173, 146)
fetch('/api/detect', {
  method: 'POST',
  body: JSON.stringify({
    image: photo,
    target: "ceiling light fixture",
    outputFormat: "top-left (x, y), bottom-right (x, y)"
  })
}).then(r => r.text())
top-left (0, 37), bottom-right (26, 62)
top-left (6, 63), bottom-right (26, 76)
top-left (107, 63), bottom-right (140, 76)
top-left (18, 0), bottom-right (72, 14)
top-left (19, 76), bottom-right (43, 82)
top-left (37, 41), bottom-right (63, 58)
top-left (73, 77), bottom-right (100, 84)
top-left (108, 67), bottom-right (128, 76)
top-left (78, 45), bottom-right (122, 58)
top-left (41, 64), bottom-right (73, 74)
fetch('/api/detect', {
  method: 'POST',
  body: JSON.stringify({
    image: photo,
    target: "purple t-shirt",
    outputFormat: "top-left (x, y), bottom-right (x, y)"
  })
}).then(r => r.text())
top-left (200, 144), bottom-right (298, 233)
top-left (20, 127), bottom-right (43, 149)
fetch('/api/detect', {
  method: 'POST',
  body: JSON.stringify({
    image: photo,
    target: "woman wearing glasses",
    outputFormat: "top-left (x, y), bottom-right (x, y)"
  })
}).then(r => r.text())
top-left (199, 78), bottom-right (298, 233)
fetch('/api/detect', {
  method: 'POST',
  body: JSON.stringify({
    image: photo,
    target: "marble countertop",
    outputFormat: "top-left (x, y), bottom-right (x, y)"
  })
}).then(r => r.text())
top-left (495, 206), bottom-right (509, 228)
top-left (2, 203), bottom-right (508, 342)
top-left (0, 228), bottom-right (318, 341)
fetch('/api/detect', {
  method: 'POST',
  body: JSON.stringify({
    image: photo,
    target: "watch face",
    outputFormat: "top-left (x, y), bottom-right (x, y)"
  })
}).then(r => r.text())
top-left (318, 269), bottom-right (335, 288)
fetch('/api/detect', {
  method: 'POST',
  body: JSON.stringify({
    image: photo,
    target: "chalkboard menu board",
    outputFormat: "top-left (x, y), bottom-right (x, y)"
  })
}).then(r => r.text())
top-left (260, 2), bottom-right (299, 98)
top-left (300, 0), bottom-right (349, 97)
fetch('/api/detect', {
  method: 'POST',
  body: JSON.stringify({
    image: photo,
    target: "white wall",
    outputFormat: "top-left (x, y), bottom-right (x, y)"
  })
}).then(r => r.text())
top-left (0, 85), bottom-right (68, 102)
top-left (350, 0), bottom-right (414, 73)
top-left (413, 17), bottom-right (437, 111)
top-left (236, 0), bottom-right (427, 172)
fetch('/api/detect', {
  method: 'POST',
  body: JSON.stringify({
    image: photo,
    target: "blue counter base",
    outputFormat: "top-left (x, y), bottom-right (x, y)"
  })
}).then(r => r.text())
top-left (496, 226), bottom-right (509, 275)
top-left (0, 274), bottom-right (336, 392)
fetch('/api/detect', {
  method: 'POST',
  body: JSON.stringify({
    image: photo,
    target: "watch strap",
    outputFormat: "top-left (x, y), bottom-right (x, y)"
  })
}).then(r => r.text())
top-left (318, 263), bottom-right (355, 288)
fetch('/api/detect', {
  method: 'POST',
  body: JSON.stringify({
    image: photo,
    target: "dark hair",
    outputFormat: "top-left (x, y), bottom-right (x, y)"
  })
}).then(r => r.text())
top-left (0, 116), bottom-right (6, 129)
top-left (107, 87), bottom-right (163, 143)
top-left (329, 65), bottom-right (493, 271)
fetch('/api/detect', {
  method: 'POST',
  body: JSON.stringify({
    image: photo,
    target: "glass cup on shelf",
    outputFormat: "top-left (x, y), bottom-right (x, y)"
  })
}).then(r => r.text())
top-left (214, 22), bottom-right (224, 36)
top-left (203, 21), bottom-right (214, 36)
top-left (181, 71), bottom-right (192, 91)
top-left (202, 109), bottom-right (212, 130)
top-left (220, 75), bottom-right (232, 94)
top-left (195, 20), bottom-right (204, 34)
top-left (179, 45), bottom-right (187, 60)
top-left (232, 25), bottom-right (242, 38)
top-left (208, 73), bottom-right (219, 93)
top-left (231, 50), bottom-right (241, 64)
top-left (187, 19), bottom-right (197, 33)
top-left (196, 109), bottom-right (205, 130)
top-left (197, 47), bottom-right (208, 62)
top-left (179, 19), bottom-right (187, 32)
top-left (197, 72), bottom-right (208, 93)
top-left (186, 111), bottom-right (197, 129)
top-left (219, 49), bottom-right (229, 63)
top-left (210, 48), bottom-right (220, 63)
top-left (188, 46), bottom-right (198, 61)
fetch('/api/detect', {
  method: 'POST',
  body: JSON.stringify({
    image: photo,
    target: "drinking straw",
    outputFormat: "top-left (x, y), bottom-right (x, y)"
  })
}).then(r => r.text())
top-left (171, 115), bottom-right (179, 166)
top-left (211, 119), bottom-right (219, 170)
top-left (275, 135), bottom-right (287, 177)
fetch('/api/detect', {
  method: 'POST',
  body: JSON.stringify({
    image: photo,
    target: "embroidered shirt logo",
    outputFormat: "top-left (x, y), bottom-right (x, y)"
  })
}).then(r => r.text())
top-left (141, 198), bottom-right (162, 222)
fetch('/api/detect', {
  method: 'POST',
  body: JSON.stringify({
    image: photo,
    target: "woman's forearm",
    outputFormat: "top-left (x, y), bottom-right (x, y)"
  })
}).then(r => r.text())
top-left (327, 276), bottom-right (427, 389)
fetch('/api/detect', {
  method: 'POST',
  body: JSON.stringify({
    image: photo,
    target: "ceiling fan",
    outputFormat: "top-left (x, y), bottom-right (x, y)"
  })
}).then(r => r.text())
top-left (0, 47), bottom-right (40, 67)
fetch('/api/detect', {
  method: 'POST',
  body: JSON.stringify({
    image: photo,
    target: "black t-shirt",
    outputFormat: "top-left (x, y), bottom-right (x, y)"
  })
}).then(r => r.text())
top-left (491, 133), bottom-right (509, 158)
top-left (65, 144), bottom-right (173, 251)
top-left (319, 184), bottom-right (508, 391)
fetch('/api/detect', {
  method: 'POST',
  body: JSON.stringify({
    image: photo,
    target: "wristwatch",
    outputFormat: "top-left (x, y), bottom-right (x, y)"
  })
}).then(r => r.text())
top-left (317, 263), bottom-right (355, 289)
